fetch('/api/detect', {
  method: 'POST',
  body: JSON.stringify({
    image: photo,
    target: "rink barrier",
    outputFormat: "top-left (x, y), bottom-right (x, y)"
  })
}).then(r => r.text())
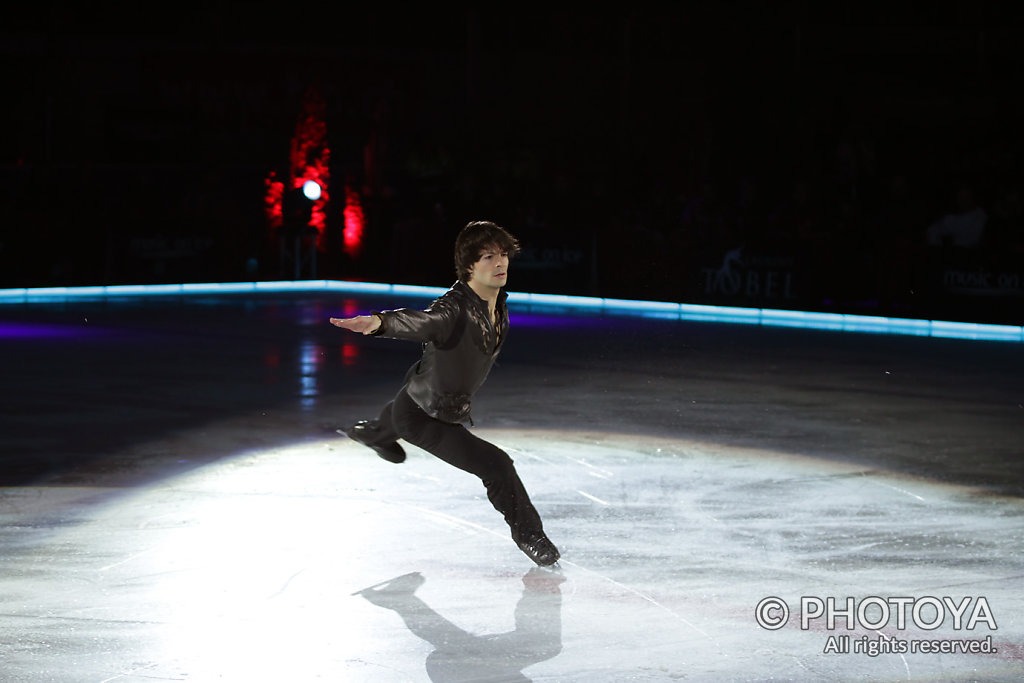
top-left (0, 280), bottom-right (1021, 343)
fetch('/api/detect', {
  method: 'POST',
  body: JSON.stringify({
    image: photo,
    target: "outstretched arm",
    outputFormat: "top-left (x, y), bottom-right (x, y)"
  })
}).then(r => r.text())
top-left (329, 314), bottom-right (381, 335)
top-left (330, 294), bottom-right (460, 344)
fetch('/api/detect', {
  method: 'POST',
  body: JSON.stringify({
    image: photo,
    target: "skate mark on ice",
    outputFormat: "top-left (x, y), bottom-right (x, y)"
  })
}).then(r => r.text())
top-left (99, 662), bottom-right (160, 683)
top-left (911, 572), bottom-right (1024, 592)
top-left (99, 547), bottom-right (157, 572)
top-left (384, 500), bottom-right (496, 537)
top-left (500, 443), bottom-right (615, 479)
top-left (557, 557), bottom-right (711, 639)
top-left (576, 490), bottom-right (610, 506)
top-left (868, 628), bottom-right (911, 679)
top-left (267, 567), bottom-right (307, 600)
top-left (863, 477), bottom-right (927, 502)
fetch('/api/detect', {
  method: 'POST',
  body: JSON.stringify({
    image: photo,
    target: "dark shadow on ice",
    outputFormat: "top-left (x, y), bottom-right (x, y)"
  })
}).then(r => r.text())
top-left (355, 568), bottom-right (564, 682)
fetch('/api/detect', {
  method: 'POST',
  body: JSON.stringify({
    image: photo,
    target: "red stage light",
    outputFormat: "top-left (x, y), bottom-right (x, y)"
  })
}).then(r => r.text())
top-left (343, 185), bottom-right (365, 256)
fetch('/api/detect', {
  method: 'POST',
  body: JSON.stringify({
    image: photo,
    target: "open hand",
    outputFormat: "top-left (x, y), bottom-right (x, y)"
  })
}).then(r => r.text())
top-left (329, 315), bottom-right (381, 335)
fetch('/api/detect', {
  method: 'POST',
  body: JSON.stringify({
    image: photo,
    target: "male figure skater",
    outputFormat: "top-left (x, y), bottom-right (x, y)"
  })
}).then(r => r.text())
top-left (329, 220), bottom-right (560, 567)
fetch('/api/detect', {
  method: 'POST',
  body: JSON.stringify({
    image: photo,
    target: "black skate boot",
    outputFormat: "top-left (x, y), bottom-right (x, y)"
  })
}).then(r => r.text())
top-left (515, 531), bottom-right (560, 567)
top-left (340, 420), bottom-right (406, 464)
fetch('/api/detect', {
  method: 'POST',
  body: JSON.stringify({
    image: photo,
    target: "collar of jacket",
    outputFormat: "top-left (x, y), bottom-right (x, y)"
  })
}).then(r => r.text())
top-left (452, 279), bottom-right (508, 312)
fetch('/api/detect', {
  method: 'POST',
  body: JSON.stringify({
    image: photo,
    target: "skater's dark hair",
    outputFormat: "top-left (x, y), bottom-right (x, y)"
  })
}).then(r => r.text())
top-left (454, 220), bottom-right (520, 282)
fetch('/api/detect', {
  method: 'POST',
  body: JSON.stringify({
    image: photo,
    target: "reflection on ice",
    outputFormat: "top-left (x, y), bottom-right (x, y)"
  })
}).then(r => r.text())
top-left (355, 568), bottom-right (564, 682)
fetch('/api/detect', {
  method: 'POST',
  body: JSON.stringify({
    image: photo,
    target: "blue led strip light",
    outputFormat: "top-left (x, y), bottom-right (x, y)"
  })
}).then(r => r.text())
top-left (0, 280), bottom-right (1020, 343)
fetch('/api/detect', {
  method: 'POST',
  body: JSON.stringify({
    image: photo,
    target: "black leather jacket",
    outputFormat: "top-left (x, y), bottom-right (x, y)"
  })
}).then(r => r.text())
top-left (372, 280), bottom-right (508, 424)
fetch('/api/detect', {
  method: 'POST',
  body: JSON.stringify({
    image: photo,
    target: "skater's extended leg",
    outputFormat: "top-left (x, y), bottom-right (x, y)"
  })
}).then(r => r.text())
top-left (391, 389), bottom-right (559, 565)
top-left (342, 398), bottom-right (406, 463)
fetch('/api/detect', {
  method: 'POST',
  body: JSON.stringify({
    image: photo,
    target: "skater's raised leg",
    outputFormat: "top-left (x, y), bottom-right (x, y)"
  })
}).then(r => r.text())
top-left (341, 400), bottom-right (406, 464)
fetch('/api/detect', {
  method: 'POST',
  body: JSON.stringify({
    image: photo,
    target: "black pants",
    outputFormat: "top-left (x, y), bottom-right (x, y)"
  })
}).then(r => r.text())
top-left (374, 387), bottom-right (544, 540)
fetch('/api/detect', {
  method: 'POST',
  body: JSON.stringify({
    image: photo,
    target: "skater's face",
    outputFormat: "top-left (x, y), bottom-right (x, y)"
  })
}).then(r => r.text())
top-left (467, 245), bottom-right (509, 291)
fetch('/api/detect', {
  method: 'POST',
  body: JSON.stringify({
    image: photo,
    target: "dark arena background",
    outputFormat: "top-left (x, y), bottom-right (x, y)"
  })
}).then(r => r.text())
top-left (3, 3), bottom-right (1023, 323)
top-left (2, 4), bottom-right (1023, 682)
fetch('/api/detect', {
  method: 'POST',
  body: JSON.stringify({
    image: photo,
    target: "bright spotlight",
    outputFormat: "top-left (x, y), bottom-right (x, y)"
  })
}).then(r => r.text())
top-left (302, 180), bottom-right (321, 201)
